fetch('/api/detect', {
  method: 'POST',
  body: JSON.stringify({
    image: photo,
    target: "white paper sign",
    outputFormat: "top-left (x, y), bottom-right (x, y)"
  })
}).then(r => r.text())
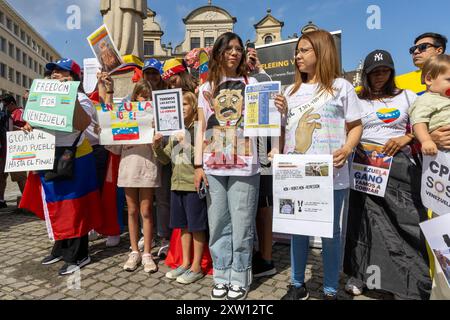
top-left (420, 214), bottom-right (450, 290)
top-left (96, 101), bottom-right (154, 145)
top-left (5, 130), bottom-right (55, 172)
top-left (152, 88), bottom-right (184, 136)
top-left (83, 58), bottom-right (102, 94)
top-left (244, 81), bottom-right (281, 137)
top-left (273, 154), bottom-right (334, 238)
top-left (421, 151), bottom-right (450, 216)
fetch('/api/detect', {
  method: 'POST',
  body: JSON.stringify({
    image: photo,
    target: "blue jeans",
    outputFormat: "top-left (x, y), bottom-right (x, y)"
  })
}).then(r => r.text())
top-left (291, 189), bottom-right (349, 295)
top-left (206, 174), bottom-right (260, 288)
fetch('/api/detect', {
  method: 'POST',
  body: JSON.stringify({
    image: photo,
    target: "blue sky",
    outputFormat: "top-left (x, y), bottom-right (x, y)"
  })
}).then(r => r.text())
top-left (6, 0), bottom-right (450, 74)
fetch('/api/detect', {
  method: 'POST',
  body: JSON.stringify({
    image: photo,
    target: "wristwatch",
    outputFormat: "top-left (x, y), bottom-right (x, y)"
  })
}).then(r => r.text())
top-left (194, 165), bottom-right (203, 169)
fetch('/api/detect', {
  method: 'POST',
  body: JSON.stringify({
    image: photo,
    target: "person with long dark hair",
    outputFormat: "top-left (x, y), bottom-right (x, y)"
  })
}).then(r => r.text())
top-left (343, 50), bottom-right (432, 299)
top-left (194, 32), bottom-right (284, 300)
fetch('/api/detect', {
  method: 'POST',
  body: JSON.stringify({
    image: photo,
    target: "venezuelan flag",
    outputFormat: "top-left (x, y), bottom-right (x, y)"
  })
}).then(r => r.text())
top-left (20, 139), bottom-right (102, 240)
top-left (112, 122), bottom-right (140, 141)
top-left (396, 70), bottom-right (426, 95)
top-left (199, 50), bottom-right (209, 85)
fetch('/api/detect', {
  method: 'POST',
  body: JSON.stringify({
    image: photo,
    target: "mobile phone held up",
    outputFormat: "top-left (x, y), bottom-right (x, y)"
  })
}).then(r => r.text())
top-left (443, 234), bottom-right (450, 248)
top-left (247, 42), bottom-right (256, 71)
top-left (198, 181), bottom-right (208, 200)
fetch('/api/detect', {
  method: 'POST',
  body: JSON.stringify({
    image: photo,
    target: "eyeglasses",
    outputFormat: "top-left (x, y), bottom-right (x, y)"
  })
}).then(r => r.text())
top-left (295, 47), bottom-right (314, 57)
top-left (409, 43), bottom-right (438, 54)
top-left (225, 46), bottom-right (244, 54)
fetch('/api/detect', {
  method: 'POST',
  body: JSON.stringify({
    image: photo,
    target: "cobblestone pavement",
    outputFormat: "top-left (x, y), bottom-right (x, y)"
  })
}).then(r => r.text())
top-left (0, 180), bottom-right (392, 301)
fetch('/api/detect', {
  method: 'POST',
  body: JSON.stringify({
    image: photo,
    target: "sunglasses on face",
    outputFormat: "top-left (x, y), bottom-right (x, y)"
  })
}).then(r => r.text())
top-left (409, 43), bottom-right (438, 54)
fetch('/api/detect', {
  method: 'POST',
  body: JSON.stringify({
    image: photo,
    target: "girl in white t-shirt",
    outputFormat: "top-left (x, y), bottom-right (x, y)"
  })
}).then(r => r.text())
top-left (194, 32), bottom-right (284, 300)
top-left (277, 30), bottom-right (363, 300)
top-left (344, 50), bottom-right (431, 300)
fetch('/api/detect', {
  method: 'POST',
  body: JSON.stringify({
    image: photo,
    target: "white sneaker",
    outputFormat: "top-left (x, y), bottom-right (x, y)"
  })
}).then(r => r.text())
top-left (106, 235), bottom-right (121, 247)
top-left (142, 253), bottom-right (158, 273)
top-left (158, 239), bottom-right (170, 259)
top-left (345, 277), bottom-right (366, 296)
top-left (123, 251), bottom-right (141, 272)
top-left (88, 230), bottom-right (99, 241)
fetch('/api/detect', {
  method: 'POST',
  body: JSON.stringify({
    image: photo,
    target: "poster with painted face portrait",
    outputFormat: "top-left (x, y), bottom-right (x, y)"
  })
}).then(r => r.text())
top-left (201, 80), bottom-right (258, 176)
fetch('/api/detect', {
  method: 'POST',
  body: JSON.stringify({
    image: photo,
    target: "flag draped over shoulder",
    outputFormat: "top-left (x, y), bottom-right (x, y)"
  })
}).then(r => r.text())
top-left (20, 139), bottom-right (102, 240)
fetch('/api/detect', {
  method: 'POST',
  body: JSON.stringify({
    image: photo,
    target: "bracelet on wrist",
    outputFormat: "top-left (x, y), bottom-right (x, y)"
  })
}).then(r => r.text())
top-left (194, 165), bottom-right (203, 169)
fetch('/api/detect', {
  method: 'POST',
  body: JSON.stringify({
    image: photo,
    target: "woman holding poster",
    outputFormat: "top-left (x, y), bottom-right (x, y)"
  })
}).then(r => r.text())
top-left (343, 50), bottom-right (432, 299)
top-left (278, 30), bottom-right (363, 300)
top-left (194, 32), bottom-right (281, 300)
top-left (20, 58), bottom-right (102, 276)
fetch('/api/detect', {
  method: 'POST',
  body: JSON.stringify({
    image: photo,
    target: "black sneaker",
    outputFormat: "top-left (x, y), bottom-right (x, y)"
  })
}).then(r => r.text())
top-left (58, 256), bottom-right (91, 276)
top-left (253, 259), bottom-right (277, 278)
top-left (227, 285), bottom-right (248, 300)
top-left (323, 293), bottom-right (338, 300)
top-left (211, 283), bottom-right (228, 300)
top-left (0, 201), bottom-right (7, 209)
top-left (281, 284), bottom-right (310, 300)
top-left (41, 255), bottom-right (63, 265)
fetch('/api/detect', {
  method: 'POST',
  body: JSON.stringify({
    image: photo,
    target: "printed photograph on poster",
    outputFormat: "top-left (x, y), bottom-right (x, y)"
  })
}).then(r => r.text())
top-left (87, 25), bottom-right (123, 73)
top-left (152, 89), bottom-right (184, 136)
top-left (24, 79), bottom-right (80, 133)
top-left (305, 162), bottom-right (329, 176)
top-left (244, 81), bottom-right (281, 137)
top-left (96, 101), bottom-right (154, 145)
top-left (5, 130), bottom-right (55, 172)
top-left (279, 199), bottom-right (295, 215)
top-left (420, 214), bottom-right (450, 289)
top-left (272, 154), bottom-right (334, 238)
top-left (350, 143), bottom-right (392, 197)
top-left (421, 151), bottom-right (450, 215)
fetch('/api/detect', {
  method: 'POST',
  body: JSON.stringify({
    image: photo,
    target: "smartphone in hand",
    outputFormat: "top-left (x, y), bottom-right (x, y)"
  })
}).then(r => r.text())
top-left (198, 181), bottom-right (208, 199)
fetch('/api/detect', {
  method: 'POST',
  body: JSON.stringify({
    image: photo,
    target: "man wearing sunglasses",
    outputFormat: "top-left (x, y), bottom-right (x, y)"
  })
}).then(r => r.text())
top-left (411, 32), bottom-right (447, 69)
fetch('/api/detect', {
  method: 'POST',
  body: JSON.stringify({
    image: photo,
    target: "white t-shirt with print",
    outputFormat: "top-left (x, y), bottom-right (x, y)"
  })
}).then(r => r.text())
top-left (360, 90), bottom-right (417, 145)
top-left (284, 78), bottom-right (362, 190)
top-left (198, 76), bottom-right (260, 176)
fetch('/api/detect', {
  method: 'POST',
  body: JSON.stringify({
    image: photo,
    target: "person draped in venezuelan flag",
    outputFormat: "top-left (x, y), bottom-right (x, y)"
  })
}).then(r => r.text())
top-left (19, 58), bottom-right (102, 276)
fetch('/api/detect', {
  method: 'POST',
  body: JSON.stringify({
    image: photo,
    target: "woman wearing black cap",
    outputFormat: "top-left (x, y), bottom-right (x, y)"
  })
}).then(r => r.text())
top-left (343, 50), bottom-right (432, 300)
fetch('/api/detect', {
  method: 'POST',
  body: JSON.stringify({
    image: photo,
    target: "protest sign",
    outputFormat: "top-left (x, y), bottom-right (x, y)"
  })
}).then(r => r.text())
top-left (87, 25), bottom-right (123, 73)
top-left (350, 143), bottom-right (393, 197)
top-left (5, 129), bottom-right (55, 172)
top-left (24, 79), bottom-right (80, 132)
top-left (83, 58), bottom-right (102, 94)
top-left (152, 89), bottom-right (184, 136)
top-left (96, 101), bottom-right (154, 145)
top-left (421, 151), bottom-right (450, 215)
top-left (273, 154), bottom-right (334, 238)
top-left (244, 81), bottom-right (281, 137)
top-left (420, 214), bottom-right (450, 290)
